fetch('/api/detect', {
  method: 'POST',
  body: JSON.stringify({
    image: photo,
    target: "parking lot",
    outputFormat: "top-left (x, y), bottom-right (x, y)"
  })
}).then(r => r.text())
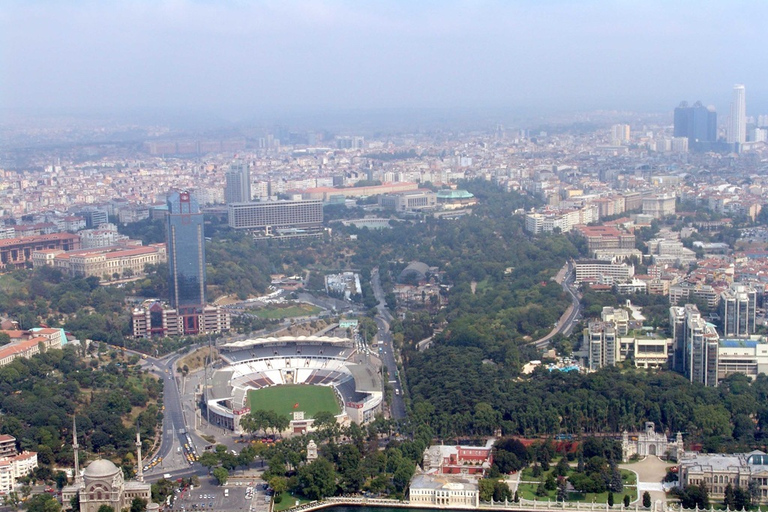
top-left (169, 479), bottom-right (270, 512)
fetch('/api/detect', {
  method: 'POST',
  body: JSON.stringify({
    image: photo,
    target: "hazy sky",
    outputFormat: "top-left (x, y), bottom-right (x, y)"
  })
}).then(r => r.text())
top-left (1, 0), bottom-right (766, 118)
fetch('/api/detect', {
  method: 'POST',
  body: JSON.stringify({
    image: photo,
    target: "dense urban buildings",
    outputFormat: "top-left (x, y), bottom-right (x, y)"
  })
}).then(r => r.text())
top-left (166, 191), bottom-right (206, 334)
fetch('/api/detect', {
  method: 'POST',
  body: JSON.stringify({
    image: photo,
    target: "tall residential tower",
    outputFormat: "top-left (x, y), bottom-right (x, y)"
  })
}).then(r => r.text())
top-left (225, 161), bottom-right (251, 204)
top-left (729, 84), bottom-right (747, 147)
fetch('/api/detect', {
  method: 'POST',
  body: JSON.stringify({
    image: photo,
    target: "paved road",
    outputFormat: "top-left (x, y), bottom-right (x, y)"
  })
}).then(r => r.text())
top-left (371, 268), bottom-right (406, 420)
top-left (139, 352), bottom-right (209, 478)
top-left (532, 260), bottom-right (582, 350)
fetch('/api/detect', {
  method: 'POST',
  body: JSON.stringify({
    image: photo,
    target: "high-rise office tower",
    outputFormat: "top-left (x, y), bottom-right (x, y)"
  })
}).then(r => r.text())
top-left (728, 84), bottom-right (746, 146)
top-left (673, 101), bottom-right (717, 144)
top-left (225, 161), bottom-right (251, 204)
top-left (166, 191), bottom-right (206, 334)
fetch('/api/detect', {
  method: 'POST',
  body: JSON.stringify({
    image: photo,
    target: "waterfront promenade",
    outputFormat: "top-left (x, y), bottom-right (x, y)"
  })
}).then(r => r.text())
top-left (281, 496), bottom-right (671, 512)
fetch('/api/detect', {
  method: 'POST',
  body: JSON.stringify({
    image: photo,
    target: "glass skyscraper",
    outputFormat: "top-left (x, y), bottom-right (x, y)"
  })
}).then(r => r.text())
top-left (673, 101), bottom-right (717, 146)
top-left (166, 191), bottom-right (206, 333)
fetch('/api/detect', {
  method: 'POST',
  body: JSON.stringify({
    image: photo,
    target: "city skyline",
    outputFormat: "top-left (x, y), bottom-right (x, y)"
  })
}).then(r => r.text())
top-left (1, 1), bottom-right (767, 120)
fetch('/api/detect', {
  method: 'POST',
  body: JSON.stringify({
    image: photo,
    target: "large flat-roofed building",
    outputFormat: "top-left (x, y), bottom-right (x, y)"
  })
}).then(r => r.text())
top-left (301, 182), bottom-right (418, 201)
top-left (379, 190), bottom-right (437, 212)
top-left (679, 451), bottom-right (768, 502)
top-left (0, 233), bottom-right (81, 268)
top-left (228, 200), bottom-right (323, 239)
top-left (717, 339), bottom-right (768, 381)
top-left (574, 259), bottom-right (634, 284)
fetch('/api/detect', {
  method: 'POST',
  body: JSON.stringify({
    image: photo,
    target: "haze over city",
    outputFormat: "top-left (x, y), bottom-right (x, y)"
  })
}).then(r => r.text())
top-left (1, 0), bottom-right (767, 122)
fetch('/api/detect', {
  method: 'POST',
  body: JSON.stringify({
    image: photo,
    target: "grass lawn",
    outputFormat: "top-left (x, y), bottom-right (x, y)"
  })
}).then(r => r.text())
top-left (518, 468), bottom-right (637, 504)
top-left (250, 303), bottom-right (322, 319)
top-left (517, 485), bottom-right (637, 504)
top-left (273, 495), bottom-right (313, 512)
top-left (248, 385), bottom-right (340, 419)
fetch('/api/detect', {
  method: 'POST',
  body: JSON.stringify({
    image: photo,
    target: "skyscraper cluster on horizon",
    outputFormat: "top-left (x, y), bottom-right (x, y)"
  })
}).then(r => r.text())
top-left (673, 84), bottom-right (765, 153)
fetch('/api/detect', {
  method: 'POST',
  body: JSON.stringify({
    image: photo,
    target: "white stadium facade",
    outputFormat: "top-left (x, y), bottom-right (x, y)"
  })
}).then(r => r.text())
top-left (203, 336), bottom-right (383, 434)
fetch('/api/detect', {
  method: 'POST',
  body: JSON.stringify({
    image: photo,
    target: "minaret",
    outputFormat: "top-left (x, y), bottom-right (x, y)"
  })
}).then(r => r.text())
top-left (136, 426), bottom-right (144, 483)
top-left (73, 417), bottom-right (82, 486)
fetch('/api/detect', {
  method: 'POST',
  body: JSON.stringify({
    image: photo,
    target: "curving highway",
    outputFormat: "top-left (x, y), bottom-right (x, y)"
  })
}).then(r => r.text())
top-left (532, 260), bottom-right (582, 350)
top-left (371, 268), bottom-right (406, 420)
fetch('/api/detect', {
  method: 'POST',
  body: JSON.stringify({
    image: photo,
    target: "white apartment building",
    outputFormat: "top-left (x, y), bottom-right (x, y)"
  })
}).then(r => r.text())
top-left (0, 452), bottom-right (38, 493)
top-left (574, 259), bottom-right (634, 284)
top-left (524, 204), bottom-right (598, 234)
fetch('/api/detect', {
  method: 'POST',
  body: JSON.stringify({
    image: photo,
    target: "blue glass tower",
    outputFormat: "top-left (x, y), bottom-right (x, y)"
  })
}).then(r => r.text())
top-left (166, 191), bottom-right (206, 334)
top-left (673, 101), bottom-right (717, 149)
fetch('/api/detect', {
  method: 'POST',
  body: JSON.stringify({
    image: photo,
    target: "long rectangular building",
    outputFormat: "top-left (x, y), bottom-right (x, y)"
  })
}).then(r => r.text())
top-left (33, 244), bottom-right (166, 279)
top-left (574, 259), bottom-right (634, 284)
top-left (0, 233), bottom-right (81, 268)
top-left (228, 200), bottom-right (323, 239)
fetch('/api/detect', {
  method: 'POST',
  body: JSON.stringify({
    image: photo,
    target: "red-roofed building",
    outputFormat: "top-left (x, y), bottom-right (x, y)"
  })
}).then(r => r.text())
top-left (0, 330), bottom-right (63, 367)
top-left (32, 243), bottom-right (166, 279)
top-left (0, 233), bottom-right (81, 268)
top-left (422, 444), bottom-right (494, 476)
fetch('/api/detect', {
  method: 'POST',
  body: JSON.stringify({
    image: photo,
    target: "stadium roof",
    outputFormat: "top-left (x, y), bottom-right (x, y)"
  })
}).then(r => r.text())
top-left (209, 370), bottom-right (234, 400)
top-left (221, 335), bottom-right (351, 349)
top-left (222, 343), bottom-right (350, 364)
top-left (347, 363), bottom-right (381, 393)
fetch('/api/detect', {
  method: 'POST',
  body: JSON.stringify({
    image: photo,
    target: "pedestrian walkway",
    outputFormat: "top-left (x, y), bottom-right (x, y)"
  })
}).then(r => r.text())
top-left (620, 456), bottom-right (672, 505)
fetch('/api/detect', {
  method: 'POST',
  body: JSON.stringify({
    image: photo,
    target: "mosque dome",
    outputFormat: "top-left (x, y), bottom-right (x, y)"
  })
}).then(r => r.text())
top-left (83, 459), bottom-right (120, 479)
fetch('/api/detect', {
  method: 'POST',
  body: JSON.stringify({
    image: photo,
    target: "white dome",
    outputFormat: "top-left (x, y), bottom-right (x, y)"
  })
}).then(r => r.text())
top-left (83, 459), bottom-right (120, 478)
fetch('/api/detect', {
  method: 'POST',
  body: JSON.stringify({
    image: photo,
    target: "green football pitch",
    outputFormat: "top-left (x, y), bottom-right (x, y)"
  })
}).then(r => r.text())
top-left (247, 385), bottom-right (341, 419)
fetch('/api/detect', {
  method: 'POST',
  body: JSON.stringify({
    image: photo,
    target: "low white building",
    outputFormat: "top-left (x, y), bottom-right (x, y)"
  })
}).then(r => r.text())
top-left (409, 473), bottom-right (479, 508)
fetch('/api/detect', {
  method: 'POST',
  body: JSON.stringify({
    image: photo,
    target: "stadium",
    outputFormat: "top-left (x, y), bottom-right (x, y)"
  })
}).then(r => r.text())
top-left (203, 335), bottom-right (383, 434)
